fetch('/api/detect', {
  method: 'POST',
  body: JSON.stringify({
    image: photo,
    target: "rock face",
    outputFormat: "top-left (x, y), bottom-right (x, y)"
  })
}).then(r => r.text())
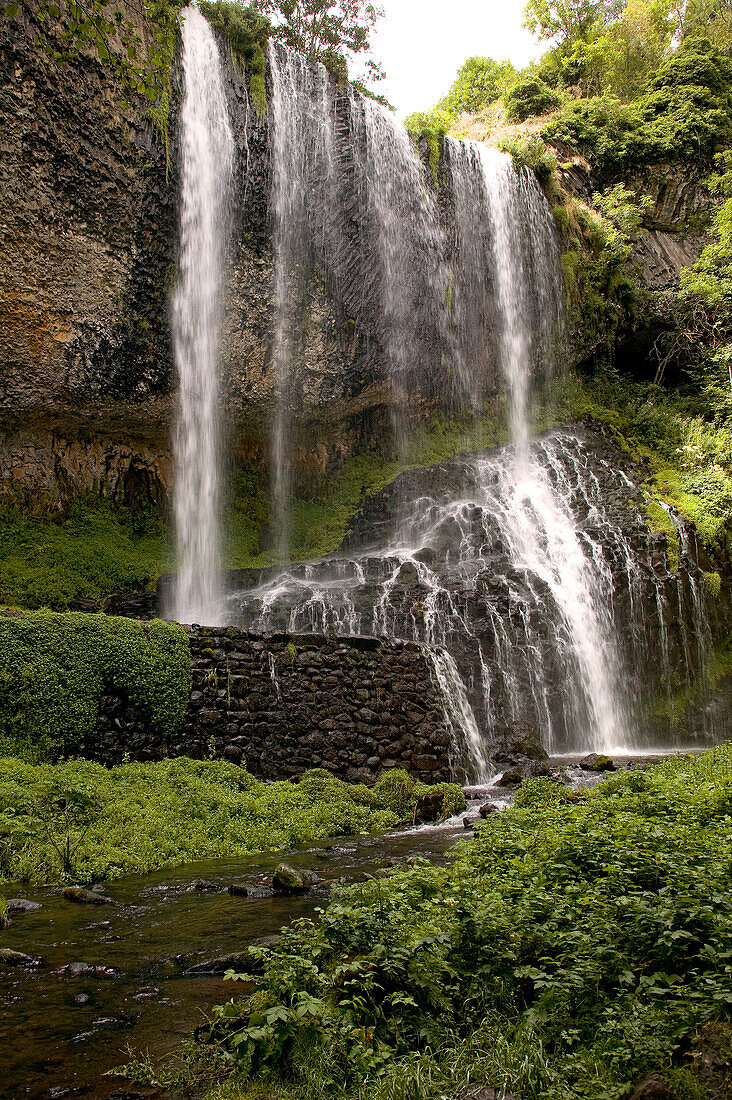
top-left (0, 7), bottom-right (487, 508)
top-left (82, 627), bottom-right (458, 784)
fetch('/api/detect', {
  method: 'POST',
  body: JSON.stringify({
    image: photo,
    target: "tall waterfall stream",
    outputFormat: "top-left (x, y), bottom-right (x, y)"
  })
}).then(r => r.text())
top-left (171, 5), bottom-right (233, 624)
top-left (168, 42), bottom-right (717, 774)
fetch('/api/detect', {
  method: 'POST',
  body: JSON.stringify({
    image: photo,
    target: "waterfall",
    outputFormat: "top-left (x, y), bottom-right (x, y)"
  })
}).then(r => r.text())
top-left (476, 148), bottom-right (632, 753)
top-left (171, 5), bottom-right (234, 625)
top-left (265, 46), bottom-right (456, 555)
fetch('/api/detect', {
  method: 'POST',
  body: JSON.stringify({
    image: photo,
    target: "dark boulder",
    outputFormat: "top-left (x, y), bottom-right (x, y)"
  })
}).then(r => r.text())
top-left (497, 767), bottom-right (524, 787)
top-left (272, 864), bottom-right (308, 894)
top-left (628, 1074), bottom-right (674, 1100)
top-left (0, 948), bottom-right (40, 967)
top-left (6, 898), bottom-right (41, 912)
top-left (479, 802), bottom-right (499, 817)
top-left (188, 879), bottom-right (221, 892)
top-left (415, 790), bottom-right (444, 823)
top-left (227, 883), bottom-right (249, 897)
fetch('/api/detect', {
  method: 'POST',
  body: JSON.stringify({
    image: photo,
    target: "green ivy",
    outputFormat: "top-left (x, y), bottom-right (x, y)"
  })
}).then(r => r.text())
top-left (0, 610), bottom-right (191, 760)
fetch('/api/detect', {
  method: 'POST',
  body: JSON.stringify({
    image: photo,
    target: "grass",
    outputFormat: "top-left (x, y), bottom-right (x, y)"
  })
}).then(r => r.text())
top-left (0, 761), bottom-right (464, 885)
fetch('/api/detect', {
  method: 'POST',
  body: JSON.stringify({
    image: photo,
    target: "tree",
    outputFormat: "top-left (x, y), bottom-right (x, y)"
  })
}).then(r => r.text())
top-left (593, 0), bottom-right (677, 99)
top-left (251, 0), bottom-right (384, 83)
top-left (681, 0), bottom-right (732, 50)
top-left (523, 0), bottom-right (623, 48)
top-left (437, 56), bottom-right (517, 116)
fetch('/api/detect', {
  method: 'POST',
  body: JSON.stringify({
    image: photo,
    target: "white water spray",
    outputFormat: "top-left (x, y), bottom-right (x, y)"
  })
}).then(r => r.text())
top-left (171, 5), bottom-right (233, 624)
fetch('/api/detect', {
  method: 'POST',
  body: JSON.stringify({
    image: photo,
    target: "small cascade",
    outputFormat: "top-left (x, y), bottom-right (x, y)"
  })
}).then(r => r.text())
top-left (228, 429), bottom-right (669, 757)
top-left (171, 6), bottom-right (234, 624)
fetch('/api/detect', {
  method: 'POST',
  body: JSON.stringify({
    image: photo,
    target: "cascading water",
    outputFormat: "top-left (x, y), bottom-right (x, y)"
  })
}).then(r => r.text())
top-left (171, 5), bottom-right (234, 624)
top-left (228, 120), bottom-right (718, 769)
top-left (265, 46), bottom-right (457, 556)
top-left (476, 147), bottom-right (632, 753)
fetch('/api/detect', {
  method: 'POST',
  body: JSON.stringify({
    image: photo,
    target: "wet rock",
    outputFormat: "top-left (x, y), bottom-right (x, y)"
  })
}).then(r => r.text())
top-left (188, 878), bottom-right (220, 892)
top-left (185, 952), bottom-right (249, 976)
top-left (479, 802), bottom-right (498, 817)
top-left (580, 753), bottom-right (616, 772)
top-left (63, 886), bottom-right (114, 905)
top-left (458, 1089), bottom-right (517, 1100)
top-left (415, 790), bottom-right (444, 823)
top-left (6, 898), bottom-right (42, 912)
top-left (74, 993), bottom-right (90, 1005)
top-left (227, 883), bottom-right (249, 897)
top-left (680, 1021), bottom-right (732, 1100)
top-left (628, 1073), bottom-right (674, 1100)
top-left (493, 721), bottom-right (548, 764)
top-left (272, 864), bottom-right (308, 894)
top-left (132, 986), bottom-right (159, 1000)
top-left (497, 767), bottom-right (524, 787)
top-left (463, 816), bottom-right (478, 829)
top-left (0, 948), bottom-right (40, 967)
top-left (60, 961), bottom-right (119, 978)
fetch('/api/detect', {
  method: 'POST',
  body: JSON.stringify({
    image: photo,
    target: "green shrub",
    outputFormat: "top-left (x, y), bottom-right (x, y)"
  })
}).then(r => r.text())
top-left (0, 610), bottom-right (191, 760)
top-left (504, 74), bottom-right (561, 122)
top-left (543, 40), bottom-right (732, 172)
top-left (199, 0), bottom-right (270, 116)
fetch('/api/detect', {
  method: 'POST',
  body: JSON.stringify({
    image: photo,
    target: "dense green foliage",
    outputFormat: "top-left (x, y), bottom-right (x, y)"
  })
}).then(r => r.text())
top-left (504, 74), bottom-right (562, 122)
top-left (0, 760), bottom-right (463, 884)
top-left (0, 610), bottom-right (190, 760)
top-left (543, 38), bottom-right (732, 171)
top-left (0, 500), bottom-right (165, 610)
top-left (551, 369), bottom-right (732, 558)
top-left (202, 747), bottom-right (732, 1100)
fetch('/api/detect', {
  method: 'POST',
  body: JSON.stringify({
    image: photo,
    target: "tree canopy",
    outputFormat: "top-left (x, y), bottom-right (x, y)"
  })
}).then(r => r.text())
top-left (250, 0), bottom-right (384, 83)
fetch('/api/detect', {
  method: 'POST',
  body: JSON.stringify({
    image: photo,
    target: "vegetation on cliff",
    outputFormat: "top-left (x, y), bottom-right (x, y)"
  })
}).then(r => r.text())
top-left (0, 609), bottom-right (190, 761)
top-left (0, 759), bottom-right (464, 884)
top-left (163, 747), bottom-right (732, 1100)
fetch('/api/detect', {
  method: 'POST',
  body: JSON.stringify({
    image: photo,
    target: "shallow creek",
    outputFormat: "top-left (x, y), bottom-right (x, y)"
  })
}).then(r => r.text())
top-left (0, 760), bottom-right (662, 1099)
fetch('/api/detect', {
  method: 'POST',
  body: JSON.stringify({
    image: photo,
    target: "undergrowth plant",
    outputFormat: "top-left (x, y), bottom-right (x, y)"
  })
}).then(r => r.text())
top-left (0, 610), bottom-right (191, 760)
top-left (199, 747), bottom-right (732, 1100)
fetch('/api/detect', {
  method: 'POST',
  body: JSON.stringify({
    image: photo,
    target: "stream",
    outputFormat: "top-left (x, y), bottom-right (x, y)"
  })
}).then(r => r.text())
top-left (0, 812), bottom-right (476, 1099)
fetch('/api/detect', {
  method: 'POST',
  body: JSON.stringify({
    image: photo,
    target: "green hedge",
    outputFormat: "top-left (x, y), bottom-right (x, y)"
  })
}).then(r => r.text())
top-left (0, 610), bottom-right (191, 760)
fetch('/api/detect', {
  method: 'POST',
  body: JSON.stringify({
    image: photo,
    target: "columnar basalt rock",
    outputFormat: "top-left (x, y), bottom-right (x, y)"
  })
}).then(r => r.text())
top-left (83, 628), bottom-right (457, 783)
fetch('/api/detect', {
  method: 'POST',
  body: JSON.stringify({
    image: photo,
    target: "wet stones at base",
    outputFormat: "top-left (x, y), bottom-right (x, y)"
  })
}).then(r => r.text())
top-left (6, 898), bottom-right (42, 912)
top-left (0, 948), bottom-right (41, 967)
top-left (580, 753), bottom-right (616, 772)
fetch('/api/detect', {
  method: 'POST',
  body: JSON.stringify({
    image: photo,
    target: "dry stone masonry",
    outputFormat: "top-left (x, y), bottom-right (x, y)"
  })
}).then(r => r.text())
top-left (84, 627), bottom-right (456, 783)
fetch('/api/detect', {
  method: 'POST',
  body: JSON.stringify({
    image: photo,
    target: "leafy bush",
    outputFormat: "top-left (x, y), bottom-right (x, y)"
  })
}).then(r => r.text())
top-left (0, 501), bottom-right (165, 611)
top-left (207, 746), bottom-right (732, 1100)
top-left (0, 610), bottom-right (191, 760)
top-left (0, 760), bottom-right (461, 883)
top-left (504, 74), bottom-right (561, 122)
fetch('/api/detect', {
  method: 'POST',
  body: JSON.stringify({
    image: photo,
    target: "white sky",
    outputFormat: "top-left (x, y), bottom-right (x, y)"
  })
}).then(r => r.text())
top-left (370, 0), bottom-right (544, 118)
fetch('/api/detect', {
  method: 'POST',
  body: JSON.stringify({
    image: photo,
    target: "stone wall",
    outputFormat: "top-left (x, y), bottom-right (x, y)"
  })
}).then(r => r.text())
top-left (82, 627), bottom-right (457, 784)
